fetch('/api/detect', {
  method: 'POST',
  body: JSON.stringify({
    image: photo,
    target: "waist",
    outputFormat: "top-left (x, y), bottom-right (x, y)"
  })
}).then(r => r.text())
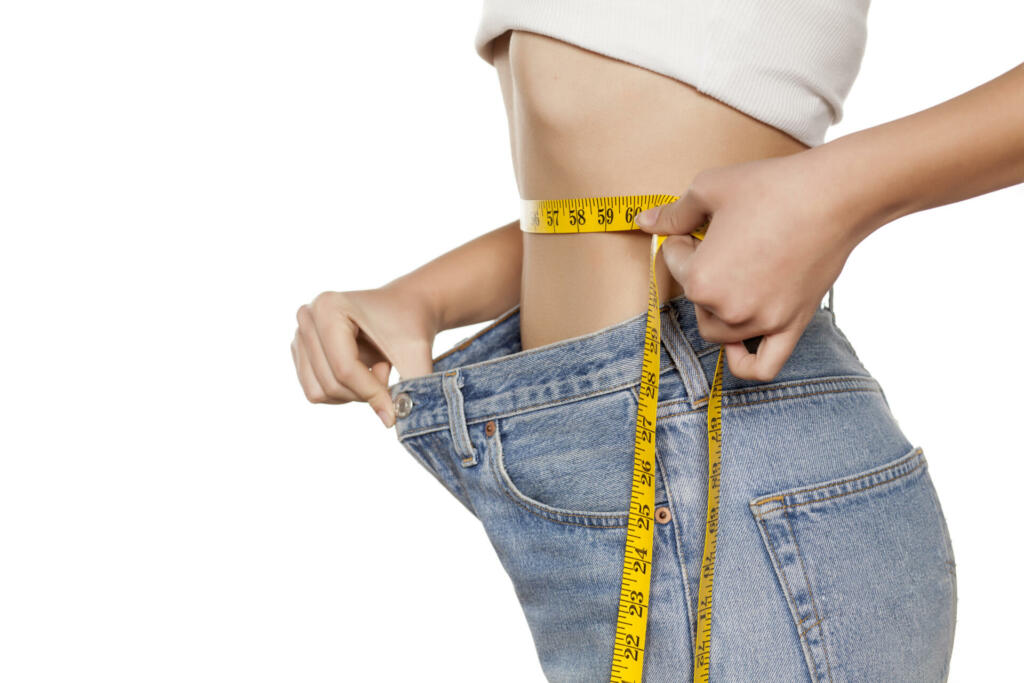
top-left (519, 230), bottom-right (684, 349)
top-left (388, 298), bottom-right (876, 441)
top-left (503, 30), bottom-right (810, 350)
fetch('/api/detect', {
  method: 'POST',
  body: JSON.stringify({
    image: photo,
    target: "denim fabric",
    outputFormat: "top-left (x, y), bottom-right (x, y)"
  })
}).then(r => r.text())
top-left (387, 294), bottom-right (957, 682)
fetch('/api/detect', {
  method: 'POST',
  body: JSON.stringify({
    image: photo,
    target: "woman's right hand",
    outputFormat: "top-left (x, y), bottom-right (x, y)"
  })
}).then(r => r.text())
top-left (290, 284), bottom-right (440, 427)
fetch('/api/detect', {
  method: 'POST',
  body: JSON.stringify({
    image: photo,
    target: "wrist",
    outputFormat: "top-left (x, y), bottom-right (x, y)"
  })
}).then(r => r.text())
top-left (380, 273), bottom-right (444, 339)
top-left (802, 132), bottom-right (912, 249)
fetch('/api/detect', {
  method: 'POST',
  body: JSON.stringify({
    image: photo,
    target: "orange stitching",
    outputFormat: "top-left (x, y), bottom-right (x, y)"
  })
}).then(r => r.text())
top-left (486, 422), bottom-right (631, 527)
top-left (756, 517), bottom-right (808, 650)
top-left (754, 448), bottom-right (921, 506)
top-left (800, 616), bottom-right (823, 638)
top-left (401, 382), bottom-right (882, 441)
top-left (468, 379), bottom-right (640, 426)
top-left (661, 386), bottom-right (882, 419)
top-left (651, 443), bottom-right (696, 647)
top-left (754, 457), bottom-right (925, 516)
top-left (662, 376), bottom-right (879, 411)
top-left (786, 509), bottom-right (834, 682)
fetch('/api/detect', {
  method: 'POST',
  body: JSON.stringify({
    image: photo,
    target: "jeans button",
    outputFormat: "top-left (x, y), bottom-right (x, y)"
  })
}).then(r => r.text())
top-left (394, 392), bottom-right (413, 418)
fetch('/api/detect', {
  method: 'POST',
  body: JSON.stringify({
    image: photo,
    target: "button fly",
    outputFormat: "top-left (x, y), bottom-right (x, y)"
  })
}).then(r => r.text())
top-left (394, 392), bottom-right (413, 418)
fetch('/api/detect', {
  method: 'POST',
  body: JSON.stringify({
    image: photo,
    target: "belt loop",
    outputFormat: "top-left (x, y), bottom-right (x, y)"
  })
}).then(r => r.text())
top-left (826, 285), bottom-right (835, 323)
top-left (441, 369), bottom-right (479, 467)
top-left (660, 303), bottom-right (710, 410)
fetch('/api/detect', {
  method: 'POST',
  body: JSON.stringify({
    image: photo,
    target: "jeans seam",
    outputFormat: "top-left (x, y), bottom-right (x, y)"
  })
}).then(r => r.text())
top-left (785, 509), bottom-right (834, 682)
top-left (755, 516), bottom-right (819, 679)
top-left (752, 447), bottom-right (922, 506)
top-left (486, 420), bottom-right (631, 528)
top-left (652, 443), bottom-right (697, 650)
top-left (661, 384), bottom-right (881, 420)
top-left (402, 378), bottom-right (881, 439)
top-left (753, 456), bottom-right (925, 516)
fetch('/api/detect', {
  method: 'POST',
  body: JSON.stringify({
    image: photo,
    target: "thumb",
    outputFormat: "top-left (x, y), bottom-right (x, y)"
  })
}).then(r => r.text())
top-left (369, 359), bottom-right (392, 387)
top-left (634, 189), bottom-right (711, 236)
top-left (368, 360), bottom-right (395, 427)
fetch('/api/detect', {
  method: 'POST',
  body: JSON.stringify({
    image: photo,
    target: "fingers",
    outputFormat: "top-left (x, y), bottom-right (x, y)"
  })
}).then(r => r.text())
top-left (291, 334), bottom-right (346, 405)
top-left (294, 301), bottom-right (395, 425)
top-left (692, 300), bottom-right (762, 344)
top-left (722, 324), bottom-right (803, 382)
top-left (308, 300), bottom-right (395, 422)
top-left (692, 299), bottom-right (814, 382)
top-left (659, 234), bottom-right (699, 289)
top-left (296, 305), bottom-right (360, 403)
top-left (634, 179), bottom-right (713, 236)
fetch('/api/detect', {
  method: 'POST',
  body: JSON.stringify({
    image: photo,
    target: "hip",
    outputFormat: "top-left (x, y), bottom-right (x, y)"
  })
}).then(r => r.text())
top-left (386, 295), bottom-right (956, 681)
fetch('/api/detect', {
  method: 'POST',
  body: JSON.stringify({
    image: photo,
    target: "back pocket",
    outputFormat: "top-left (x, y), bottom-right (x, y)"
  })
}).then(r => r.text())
top-left (748, 446), bottom-right (956, 682)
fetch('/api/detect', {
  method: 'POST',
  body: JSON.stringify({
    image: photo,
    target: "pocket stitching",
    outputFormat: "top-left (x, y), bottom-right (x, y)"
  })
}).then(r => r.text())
top-left (748, 445), bottom-right (931, 683)
top-left (753, 514), bottom-right (830, 682)
top-left (784, 508), bottom-right (835, 681)
top-left (750, 446), bottom-right (925, 516)
top-left (487, 418), bottom-right (632, 528)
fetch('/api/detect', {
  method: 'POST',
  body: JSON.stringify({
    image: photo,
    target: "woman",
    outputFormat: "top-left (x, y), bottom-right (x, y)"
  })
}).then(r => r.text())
top-left (291, 10), bottom-right (1023, 681)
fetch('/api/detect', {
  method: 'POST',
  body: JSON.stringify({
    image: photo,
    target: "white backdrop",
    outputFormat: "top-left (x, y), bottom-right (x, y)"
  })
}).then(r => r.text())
top-left (1, 1), bottom-right (1021, 680)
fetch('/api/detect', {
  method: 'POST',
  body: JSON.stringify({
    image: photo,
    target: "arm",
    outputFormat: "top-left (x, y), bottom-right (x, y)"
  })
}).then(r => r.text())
top-left (382, 218), bottom-right (523, 336)
top-left (291, 218), bottom-right (522, 425)
top-left (814, 61), bottom-right (1024, 247)
top-left (635, 61), bottom-right (1024, 382)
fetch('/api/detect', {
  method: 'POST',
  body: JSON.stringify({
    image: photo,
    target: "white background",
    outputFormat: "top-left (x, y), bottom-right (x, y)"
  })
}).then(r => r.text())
top-left (1, 1), bottom-right (1021, 681)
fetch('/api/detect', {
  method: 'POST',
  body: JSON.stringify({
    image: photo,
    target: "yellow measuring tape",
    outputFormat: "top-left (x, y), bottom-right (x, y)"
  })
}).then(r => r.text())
top-left (520, 195), bottom-right (725, 683)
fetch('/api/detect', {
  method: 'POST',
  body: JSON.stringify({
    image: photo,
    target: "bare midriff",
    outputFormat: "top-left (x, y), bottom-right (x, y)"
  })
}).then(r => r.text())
top-left (488, 30), bottom-right (810, 350)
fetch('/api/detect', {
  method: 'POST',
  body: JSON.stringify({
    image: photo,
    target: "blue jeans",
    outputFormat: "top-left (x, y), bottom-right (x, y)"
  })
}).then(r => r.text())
top-left (387, 294), bottom-right (957, 682)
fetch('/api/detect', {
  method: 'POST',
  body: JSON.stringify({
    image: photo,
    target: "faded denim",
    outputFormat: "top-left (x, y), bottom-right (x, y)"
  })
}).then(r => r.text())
top-left (387, 294), bottom-right (957, 682)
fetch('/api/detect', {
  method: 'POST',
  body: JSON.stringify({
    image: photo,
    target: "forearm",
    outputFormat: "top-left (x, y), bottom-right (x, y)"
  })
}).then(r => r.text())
top-left (810, 61), bottom-right (1024, 246)
top-left (382, 219), bottom-right (523, 335)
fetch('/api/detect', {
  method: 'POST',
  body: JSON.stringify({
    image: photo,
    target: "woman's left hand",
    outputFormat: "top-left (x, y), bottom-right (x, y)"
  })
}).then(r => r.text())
top-left (634, 151), bottom-right (860, 382)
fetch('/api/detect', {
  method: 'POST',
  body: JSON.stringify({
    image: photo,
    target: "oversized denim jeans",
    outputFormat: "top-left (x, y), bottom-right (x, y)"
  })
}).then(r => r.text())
top-left (387, 294), bottom-right (957, 682)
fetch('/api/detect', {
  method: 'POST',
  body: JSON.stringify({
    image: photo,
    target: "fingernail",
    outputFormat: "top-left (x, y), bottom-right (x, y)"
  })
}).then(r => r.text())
top-left (635, 206), bottom-right (661, 227)
top-left (376, 408), bottom-right (393, 428)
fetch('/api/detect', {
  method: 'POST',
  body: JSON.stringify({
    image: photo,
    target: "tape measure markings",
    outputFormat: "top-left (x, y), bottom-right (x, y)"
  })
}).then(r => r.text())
top-left (520, 195), bottom-right (721, 683)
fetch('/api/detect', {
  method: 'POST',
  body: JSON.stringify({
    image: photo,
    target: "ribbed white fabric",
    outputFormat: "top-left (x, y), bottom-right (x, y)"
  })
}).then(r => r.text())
top-left (474, 0), bottom-right (871, 148)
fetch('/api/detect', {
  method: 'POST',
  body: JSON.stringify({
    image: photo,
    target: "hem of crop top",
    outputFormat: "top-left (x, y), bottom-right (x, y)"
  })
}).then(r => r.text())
top-left (473, 0), bottom-right (871, 149)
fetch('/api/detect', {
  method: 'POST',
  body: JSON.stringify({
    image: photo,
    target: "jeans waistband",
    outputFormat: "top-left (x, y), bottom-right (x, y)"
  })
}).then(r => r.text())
top-left (387, 294), bottom-right (728, 441)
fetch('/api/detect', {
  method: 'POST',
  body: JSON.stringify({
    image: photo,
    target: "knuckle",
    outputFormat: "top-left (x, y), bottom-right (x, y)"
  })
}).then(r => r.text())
top-left (688, 169), bottom-right (716, 201)
top-left (330, 358), bottom-right (357, 386)
top-left (311, 291), bottom-right (336, 316)
top-left (323, 378), bottom-right (350, 401)
top-left (717, 302), bottom-right (749, 326)
top-left (295, 317), bottom-right (312, 342)
top-left (682, 269), bottom-right (712, 302)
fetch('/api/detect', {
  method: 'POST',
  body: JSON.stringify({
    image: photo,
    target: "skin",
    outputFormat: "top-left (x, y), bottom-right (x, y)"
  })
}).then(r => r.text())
top-left (291, 29), bottom-right (1024, 427)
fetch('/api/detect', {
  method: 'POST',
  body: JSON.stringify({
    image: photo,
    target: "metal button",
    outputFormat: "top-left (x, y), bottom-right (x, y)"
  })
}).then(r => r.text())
top-left (485, 420), bottom-right (496, 437)
top-left (654, 506), bottom-right (672, 524)
top-left (394, 392), bottom-right (413, 419)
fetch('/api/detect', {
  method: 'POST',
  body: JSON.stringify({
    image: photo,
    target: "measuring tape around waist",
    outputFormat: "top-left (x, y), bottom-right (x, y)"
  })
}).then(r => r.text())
top-left (520, 195), bottom-right (726, 683)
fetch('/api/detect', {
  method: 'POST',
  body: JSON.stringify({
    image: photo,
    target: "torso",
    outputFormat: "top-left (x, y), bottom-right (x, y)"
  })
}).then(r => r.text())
top-left (489, 30), bottom-right (810, 350)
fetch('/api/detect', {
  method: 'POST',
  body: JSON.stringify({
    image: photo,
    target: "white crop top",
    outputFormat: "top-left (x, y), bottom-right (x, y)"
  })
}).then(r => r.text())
top-left (473, 0), bottom-right (871, 148)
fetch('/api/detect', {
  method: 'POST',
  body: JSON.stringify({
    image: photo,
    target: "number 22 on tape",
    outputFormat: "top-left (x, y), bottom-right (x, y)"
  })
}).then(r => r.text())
top-left (519, 196), bottom-right (724, 683)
